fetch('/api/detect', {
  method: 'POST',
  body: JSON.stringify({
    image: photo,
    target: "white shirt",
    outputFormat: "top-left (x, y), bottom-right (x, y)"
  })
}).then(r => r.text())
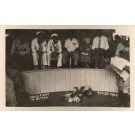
top-left (92, 36), bottom-right (109, 50)
top-left (64, 38), bottom-right (79, 52)
top-left (31, 38), bottom-right (47, 53)
top-left (47, 39), bottom-right (62, 54)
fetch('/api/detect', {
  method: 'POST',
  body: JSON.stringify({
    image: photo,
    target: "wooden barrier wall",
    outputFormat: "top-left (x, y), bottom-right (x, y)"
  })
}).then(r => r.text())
top-left (20, 69), bottom-right (118, 95)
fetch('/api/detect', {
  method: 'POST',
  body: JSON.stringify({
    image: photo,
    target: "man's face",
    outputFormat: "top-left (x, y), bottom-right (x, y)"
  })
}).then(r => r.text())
top-left (19, 34), bottom-right (24, 41)
top-left (69, 32), bottom-right (74, 39)
top-left (52, 36), bottom-right (58, 44)
top-left (108, 36), bottom-right (112, 42)
top-left (82, 32), bottom-right (86, 38)
top-left (114, 35), bottom-right (121, 43)
top-left (38, 34), bottom-right (44, 43)
top-left (97, 30), bottom-right (102, 37)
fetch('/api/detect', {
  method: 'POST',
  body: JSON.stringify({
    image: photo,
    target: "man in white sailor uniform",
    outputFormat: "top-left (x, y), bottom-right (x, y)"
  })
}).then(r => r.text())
top-left (47, 34), bottom-right (62, 68)
top-left (31, 31), bottom-right (48, 70)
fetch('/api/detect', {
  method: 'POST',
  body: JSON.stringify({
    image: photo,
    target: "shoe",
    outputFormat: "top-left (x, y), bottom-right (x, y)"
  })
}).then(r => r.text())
top-left (57, 66), bottom-right (62, 69)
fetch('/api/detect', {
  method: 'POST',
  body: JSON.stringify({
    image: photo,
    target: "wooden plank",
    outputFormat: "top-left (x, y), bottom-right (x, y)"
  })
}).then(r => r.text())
top-left (98, 70), bottom-right (106, 92)
top-left (50, 70), bottom-right (56, 92)
top-left (70, 69), bottom-right (76, 89)
top-left (21, 69), bottom-right (118, 94)
top-left (80, 69), bottom-right (85, 86)
top-left (65, 69), bottom-right (71, 91)
top-left (75, 69), bottom-right (81, 88)
top-left (89, 69), bottom-right (96, 91)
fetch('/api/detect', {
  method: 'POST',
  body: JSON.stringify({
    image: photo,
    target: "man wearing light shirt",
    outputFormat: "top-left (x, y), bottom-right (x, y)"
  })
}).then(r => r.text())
top-left (115, 42), bottom-right (125, 56)
top-left (92, 30), bottom-right (109, 68)
top-left (63, 31), bottom-right (79, 67)
top-left (11, 33), bottom-right (31, 71)
top-left (31, 31), bottom-right (48, 70)
top-left (47, 34), bottom-right (62, 68)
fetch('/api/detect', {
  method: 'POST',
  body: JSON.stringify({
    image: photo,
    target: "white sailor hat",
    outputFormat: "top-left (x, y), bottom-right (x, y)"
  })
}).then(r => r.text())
top-left (36, 31), bottom-right (45, 36)
top-left (51, 33), bottom-right (58, 38)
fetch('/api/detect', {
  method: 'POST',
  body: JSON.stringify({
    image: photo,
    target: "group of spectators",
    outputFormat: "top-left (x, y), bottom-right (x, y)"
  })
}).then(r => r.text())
top-left (6, 30), bottom-right (130, 71)
top-left (6, 30), bottom-right (130, 106)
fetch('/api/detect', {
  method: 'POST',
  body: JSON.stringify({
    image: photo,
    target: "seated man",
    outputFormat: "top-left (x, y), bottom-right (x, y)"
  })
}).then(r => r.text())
top-left (47, 34), bottom-right (62, 68)
top-left (79, 32), bottom-right (92, 68)
top-left (31, 31), bottom-right (48, 70)
top-left (92, 30), bottom-right (109, 68)
top-left (63, 31), bottom-right (79, 67)
top-left (107, 35), bottom-right (116, 58)
top-left (11, 33), bottom-right (32, 71)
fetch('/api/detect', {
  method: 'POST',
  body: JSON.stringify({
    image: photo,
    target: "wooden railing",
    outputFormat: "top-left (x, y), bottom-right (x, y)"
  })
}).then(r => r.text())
top-left (20, 69), bottom-right (118, 95)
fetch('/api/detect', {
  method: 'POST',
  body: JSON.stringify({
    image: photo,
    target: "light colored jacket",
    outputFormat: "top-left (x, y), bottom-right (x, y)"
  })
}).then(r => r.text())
top-left (47, 39), bottom-right (62, 54)
top-left (31, 38), bottom-right (47, 53)
top-left (92, 36), bottom-right (109, 50)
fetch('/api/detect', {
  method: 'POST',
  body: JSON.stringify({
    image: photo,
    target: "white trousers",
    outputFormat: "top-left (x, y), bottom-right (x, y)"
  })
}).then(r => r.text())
top-left (32, 53), bottom-right (47, 66)
top-left (48, 53), bottom-right (62, 67)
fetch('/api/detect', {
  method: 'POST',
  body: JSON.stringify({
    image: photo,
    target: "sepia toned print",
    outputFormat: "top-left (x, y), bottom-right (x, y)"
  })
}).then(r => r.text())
top-left (5, 27), bottom-right (130, 108)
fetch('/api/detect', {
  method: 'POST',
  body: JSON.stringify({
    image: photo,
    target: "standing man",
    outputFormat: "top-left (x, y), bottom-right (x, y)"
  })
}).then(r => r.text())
top-left (92, 30), bottom-right (109, 68)
top-left (31, 31), bottom-right (48, 70)
top-left (47, 34), bottom-right (62, 68)
top-left (114, 35), bottom-right (125, 57)
top-left (63, 31), bottom-right (79, 67)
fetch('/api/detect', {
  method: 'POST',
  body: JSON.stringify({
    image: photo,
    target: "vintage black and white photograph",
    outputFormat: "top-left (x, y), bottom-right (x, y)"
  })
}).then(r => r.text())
top-left (5, 27), bottom-right (130, 108)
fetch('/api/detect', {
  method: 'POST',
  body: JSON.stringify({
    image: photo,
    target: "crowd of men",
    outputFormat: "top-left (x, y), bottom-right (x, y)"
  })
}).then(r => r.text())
top-left (6, 30), bottom-right (130, 106)
top-left (6, 30), bottom-right (130, 71)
